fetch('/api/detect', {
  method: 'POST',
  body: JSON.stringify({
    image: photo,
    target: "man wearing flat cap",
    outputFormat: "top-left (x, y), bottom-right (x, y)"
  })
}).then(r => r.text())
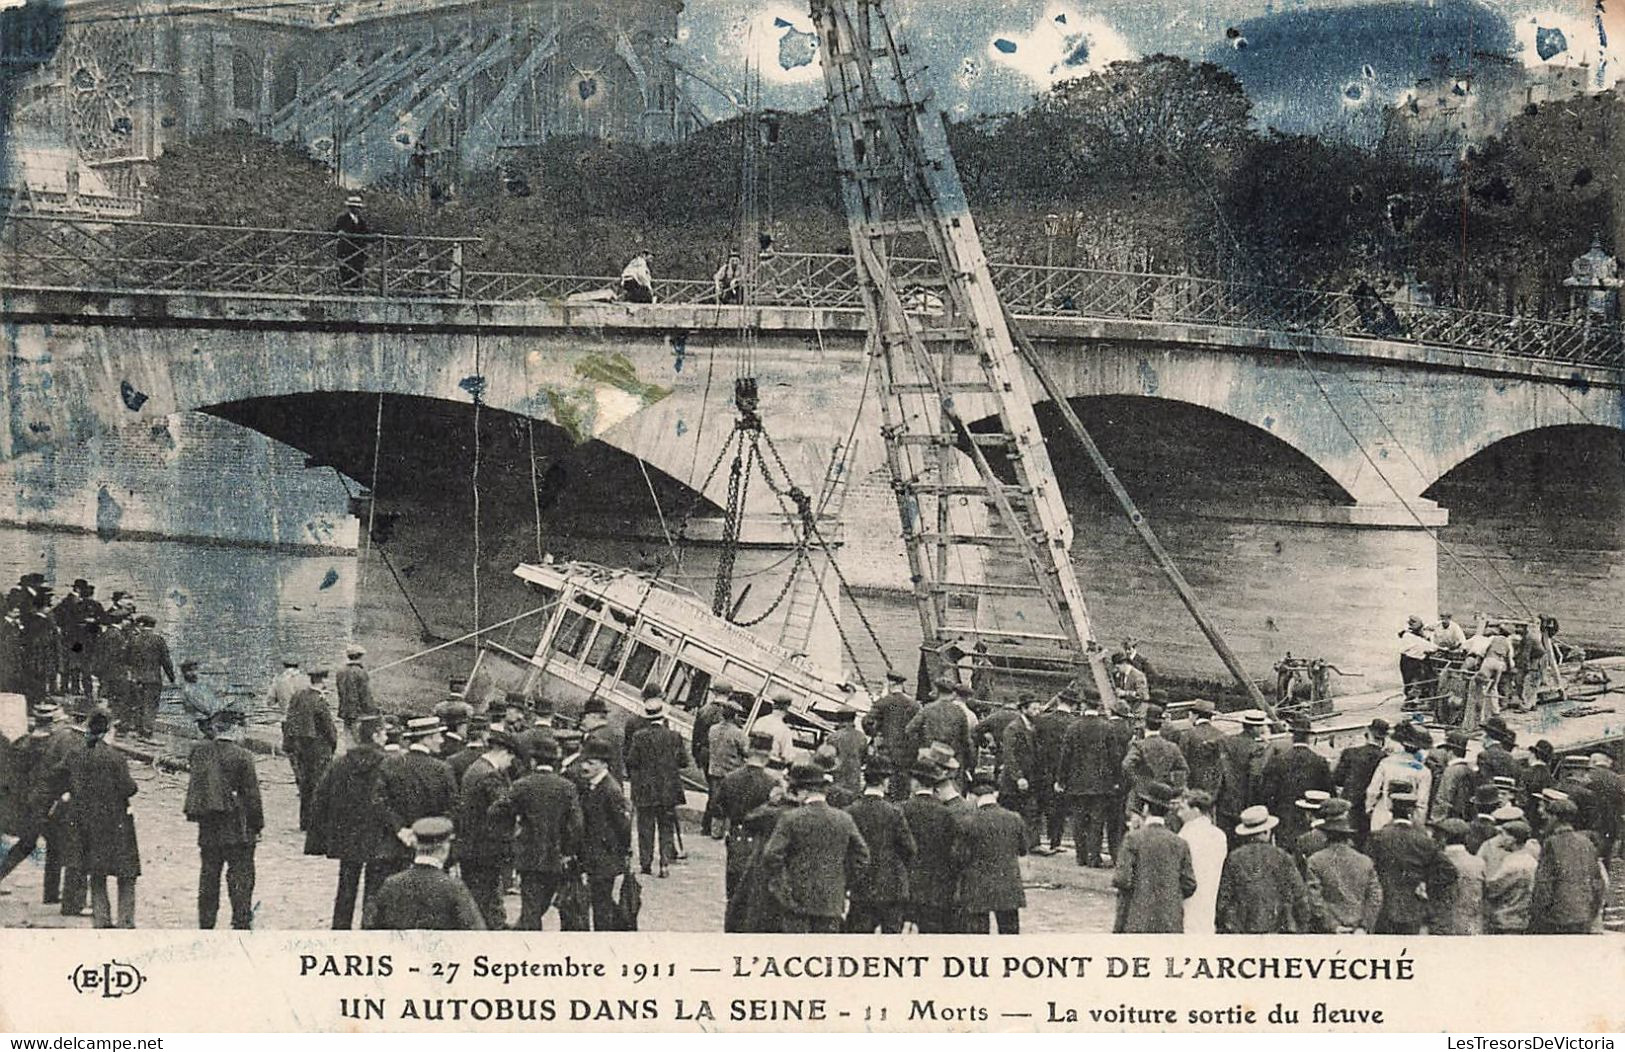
top-left (184, 709), bottom-right (263, 929)
top-left (750, 692), bottom-right (797, 768)
top-left (1482, 818), bottom-right (1538, 934)
top-left (1367, 786), bottom-right (1455, 934)
top-left (123, 612), bottom-right (174, 739)
top-left (489, 731), bottom-right (582, 930)
top-left (1304, 802), bottom-right (1381, 933)
top-left (310, 714), bottom-right (390, 929)
top-left (705, 700), bottom-right (749, 840)
top-left (1112, 781), bottom-right (1195, 933)
top-left (456, 728), bottom-right (523, 928)
top-left (1576, 752), bottom-right (1624, 862)
top-left (1430, 817), bottom-right (1484, 935)
top-left (761, 759), bottom-right (870, 933)
top-left (577, 736), bottom-right (632, 930)
top-left (1530, 795), bottom-right (1605, 933)
top-left (371, 715), bottom-right (457, 884)
top-left (335, 645), bottom-right (375, 743)
top-left (692, 681), bottom-right (731, 835)
top-left (864, 669), bottom-right (921, 801)
top-left (363, 817), bottom-right (484, 930)
top-left (282, 667), bottom-right (338, 832)
top-left (626, 694), bottom-right (687, 877)
top-left (715, 729), bottom-right (779, 908)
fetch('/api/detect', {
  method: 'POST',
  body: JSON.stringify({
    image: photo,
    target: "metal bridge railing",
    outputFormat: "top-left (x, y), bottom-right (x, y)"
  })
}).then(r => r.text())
top-left (0, 214), bottom-right (1619, 371)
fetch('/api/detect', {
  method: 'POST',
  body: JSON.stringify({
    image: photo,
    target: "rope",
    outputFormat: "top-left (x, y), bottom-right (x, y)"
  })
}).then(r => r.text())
top-left (637, 455), bottom-right (680, 571)
top-left (330, 469), bottom-right (436, 639)
top-left (360, 392), bottom-right (384, 591)
top-left (371, 603), bottom-right (557, 674)
top-left (1289, 344), bottom-right (1528, 614)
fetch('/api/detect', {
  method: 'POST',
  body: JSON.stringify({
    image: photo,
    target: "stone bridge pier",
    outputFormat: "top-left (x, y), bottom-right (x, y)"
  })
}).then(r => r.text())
top-left (3, 291), bottom-right (1622, 693)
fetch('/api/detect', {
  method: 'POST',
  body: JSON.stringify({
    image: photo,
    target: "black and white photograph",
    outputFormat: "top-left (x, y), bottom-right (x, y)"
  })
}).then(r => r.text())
top-left (0, 0), bottom-right (1622, 963)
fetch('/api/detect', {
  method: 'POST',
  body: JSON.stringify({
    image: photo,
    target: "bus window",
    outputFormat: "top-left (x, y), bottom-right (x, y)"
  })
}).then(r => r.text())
top-left (550, 609), bottom-right (594, 660)
top-left (586, 624), bottom-right (626, 674)
top-left (619, 640), bottom-right (665, 692)
top-left (664, 662), bottom-right (712, 711)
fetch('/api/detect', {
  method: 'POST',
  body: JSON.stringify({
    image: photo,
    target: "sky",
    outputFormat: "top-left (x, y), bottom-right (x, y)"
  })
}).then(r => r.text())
top-left (671, 0), bottom-right (1621, 135)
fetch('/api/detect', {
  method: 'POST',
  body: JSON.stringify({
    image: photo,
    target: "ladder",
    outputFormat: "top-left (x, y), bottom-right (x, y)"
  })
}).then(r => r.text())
top-left (808, 0), bottom-right (1115, 699)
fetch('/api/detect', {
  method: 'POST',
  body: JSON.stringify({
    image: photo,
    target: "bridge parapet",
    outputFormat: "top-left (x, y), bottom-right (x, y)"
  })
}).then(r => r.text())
top-left (0, 215), bottom-right (1620, 371)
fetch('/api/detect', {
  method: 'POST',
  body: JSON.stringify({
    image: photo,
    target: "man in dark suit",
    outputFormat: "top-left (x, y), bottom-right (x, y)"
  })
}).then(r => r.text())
top-left (1179, 700), bottom-right (1226, 800)
top-left (310, 714), bottom-right (390, 929)
top-left (1216, 805), bottom-right (1311, 933)
top-left (456, 730), bottom-right (523, 929)
top-left (864, 670), bottom-right (921, 800)
top-left (691, 680), bottom-right (730, 836)
top-left (363, 817), bottom-right (484, 930)
top-left (901, 754), bottom-right (958, 933)
top-left (578, 737), bottom-right (632, 930)
top-left (1260, 712), bottom-right (1334, 844)
top-left (1331, 719), bottom-right (1388, 849)
top-left (1530, 795), bottom-right (1605, 933)
top-left (184, 709), bottom-right (263, 929)
top-left (1112, 781), bottom-right (1197, 932)
top-left (334, 645), bottom-right (374, 742)
top-left (489, 732), bottom-right (583, 931)
top-left (333, 194), bottom-right (370, 292)
top-left (434, 700), bottom-right (473, 764)
top-left (1033, 690), bottom-right (1077, 855)
top-left (761, 759), bottom-right (871, 934)
top-left (282, 668), bottom-right (338, 832)
top-left (123, 613), bottom-right (175, 740)
top-left (1367, 788), bottom-right (1456, 934)
top-left (905, 681), bottom-right (976, 779)
top-left (1477, 717), bottom-right (1522, 789)
top-left (1059, 696), bottom-right (1118, 868)
top-left (954, 775), bottom-right (1028, 933)
top-left (715, 731), bottom-right (779, 904)
top-left (371, 716), bottom-right (458, 884)
top-left (1122, 706), bottom-right (1189, 822)
top-left (828, 709), bottom-right (868, 798)
top-left (843, 758), bottom-right (915, 933)
top-left (60, 708), bottom-right (141, 928)
top-left (625, 697), bottom-right (688, 877)
top-left (0, 702), bottom-right (86, 912)
top-left (1216, 709), bottom-right (1269, 845)
top-left (1578, 753), bottom-right (1624, 862)
top-left (997, 694), bottom-right (1044, 849)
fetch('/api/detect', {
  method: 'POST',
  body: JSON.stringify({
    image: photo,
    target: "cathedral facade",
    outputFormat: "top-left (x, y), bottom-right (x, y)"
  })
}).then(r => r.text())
top-left (3, 0), bottom-right (696, 204)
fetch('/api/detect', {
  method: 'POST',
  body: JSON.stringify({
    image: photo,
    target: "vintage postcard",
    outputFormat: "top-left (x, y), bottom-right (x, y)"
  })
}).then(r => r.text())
top-left (0, 0), bottom-right (1623, 1036)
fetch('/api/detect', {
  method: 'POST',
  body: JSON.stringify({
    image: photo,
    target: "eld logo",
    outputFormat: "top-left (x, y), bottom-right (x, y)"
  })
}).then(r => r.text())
top-left (69, 961), bottom-right (146, 999)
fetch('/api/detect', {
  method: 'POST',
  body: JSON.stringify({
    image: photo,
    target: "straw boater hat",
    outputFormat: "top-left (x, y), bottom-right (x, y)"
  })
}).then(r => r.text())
top-left (403, 715), bottom-right (442, 740)
top-left (1239, 709), bottom-right (1269, 728)
top-left (1234, 805), bottom-right (1278, 837)
top-left (1294, 789), bottom-right (1332, 812)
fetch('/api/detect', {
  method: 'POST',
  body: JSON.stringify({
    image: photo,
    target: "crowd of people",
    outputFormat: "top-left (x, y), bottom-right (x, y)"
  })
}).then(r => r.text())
top-left (0, 593), bottom-right (1620, 935)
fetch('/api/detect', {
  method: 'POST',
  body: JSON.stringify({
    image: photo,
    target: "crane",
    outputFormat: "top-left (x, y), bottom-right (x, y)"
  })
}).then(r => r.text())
top-left (807, 0), bottom-right (1273, 712)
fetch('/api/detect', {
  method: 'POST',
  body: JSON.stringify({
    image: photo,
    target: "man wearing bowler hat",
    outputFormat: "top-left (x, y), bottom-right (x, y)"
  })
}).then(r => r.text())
top-left (310, 713), bottom-right (390, 929)
top-left (489, 730), bottom-right (582, 930)
top-left (901, 749), bottom-right (962, 933)
top-left (843, 757), bottom-right (915, 933)
top-left (1304, 801), bottom-right (1381, 933)
top-left (456, 727), bottom-right (524, 928)
top-left (1367, 785), bottom-right (1455, 934)
top-left (363, 817), bottom-right (484, 930)
top-left (371, 715), bottom-right (457, 884)
top-left (761, 758), bottom-right (870, 933)
top-left (577, 736), bottom-right (632, 930)
top-left (1112, 780), bottom-right (1195, 933)
top-left (715, 730), bottom-right (778, 904)
top-left (1260, 711), bottom-right (1333, 845)
top-left (1216, 804), bottom-right (1309, 933)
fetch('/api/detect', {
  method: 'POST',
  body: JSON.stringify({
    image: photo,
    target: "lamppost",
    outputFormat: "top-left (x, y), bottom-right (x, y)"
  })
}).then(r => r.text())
top-left (1043, 213), bottom-right (1061, 310)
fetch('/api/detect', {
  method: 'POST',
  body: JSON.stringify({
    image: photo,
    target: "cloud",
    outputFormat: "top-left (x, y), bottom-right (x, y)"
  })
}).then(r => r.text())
top-left (985, 4), bottom-right (1136, 86)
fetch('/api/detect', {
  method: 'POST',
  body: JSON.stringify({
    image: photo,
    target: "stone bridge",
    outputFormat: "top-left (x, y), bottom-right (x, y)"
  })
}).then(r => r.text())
top-left (2, 217), bottom-right (1622, 690)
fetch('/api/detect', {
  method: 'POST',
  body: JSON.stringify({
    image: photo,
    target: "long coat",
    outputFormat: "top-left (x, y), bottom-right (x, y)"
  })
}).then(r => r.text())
top-left (761, 800), bottom-right (869, 920)
top-left (863, 690), bottom-right (922, 765)
top-left (1215, 733), bottom-right (1265, 819)
top-left (371, 748), bottom-right (457, 863)
top-left (998, 717), bottom-right (1041, 799)
top-left (1059, 713), bottom-right (1119, 797)
top-left (455, 756), bottom-right (514, 866)
top-left (906, 700), bottom-right (976, 773)
top-left (954, 802), bottom-right (1028, 913)
top-left (1530, 827), bottom-right (1605, 932)
top-left (829, 726), bottom-right (868, 794)
top-left (716, 765), bottom-right (778, 892)
top-left (901, 794), bottom-right (960, 910)
top-left (579, 774), bottom-right (632, 879)
top-left (1216, 841), bottom-right (1309, 933)
top-left (1123, 733), bottom-right (1190, 797)
top-left (122, 627), bottom-right (174, 685)
top-left (1179, 721), bottom-right (1226, 797)
top-left (626, 723), bottom-right (688, 808)
top-left (1367, 819), bottom-right (1456, 931)
top-left (281, 688), bottom-right (337, 765)
top-left (1113, 820), bottom-right (1196, 932)
top-left (62, 742), bottom-right (140, 878)
top-left (491, 769), bottom-right (582, 875)
top-left (334, 664), bottom-right (374, 721)
top-left (310, 743), bottom-right (387, 862)
top-left (844, 794), bottom-right (915, 905)
top-left (363, 864), bottom-right (485, 930)
top-left (1260, 743), bottom-right (1334, 841)
top-left (184, 739), bottom-right (263, 847)
top-left (1305, 841), bottom-right (1383, 932)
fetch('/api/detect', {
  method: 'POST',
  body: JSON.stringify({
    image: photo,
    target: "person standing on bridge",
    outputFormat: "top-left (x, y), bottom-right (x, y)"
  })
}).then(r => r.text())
top-left (333, 195), bottom-right (370, 293)
top-left (619, 252), bottom-right (655, 304)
